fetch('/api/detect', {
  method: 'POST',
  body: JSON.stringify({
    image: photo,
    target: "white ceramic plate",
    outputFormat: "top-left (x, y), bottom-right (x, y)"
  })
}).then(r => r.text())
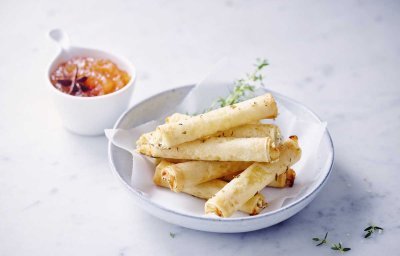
top-left (108, 85), bottom-right (334, 233)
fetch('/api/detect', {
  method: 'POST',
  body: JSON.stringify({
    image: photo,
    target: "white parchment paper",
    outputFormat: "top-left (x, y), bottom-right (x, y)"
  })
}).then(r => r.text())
top-left (106, 59), bottom-right (327, 217)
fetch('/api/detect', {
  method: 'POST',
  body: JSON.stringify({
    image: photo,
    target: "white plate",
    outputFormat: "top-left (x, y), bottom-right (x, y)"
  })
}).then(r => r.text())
top-left (108, 85), bottom-right (334, 233)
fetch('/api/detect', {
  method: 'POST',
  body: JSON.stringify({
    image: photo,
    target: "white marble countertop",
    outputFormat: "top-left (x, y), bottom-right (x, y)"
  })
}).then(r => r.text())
top-left (1, 0), bottom-right (399, 255)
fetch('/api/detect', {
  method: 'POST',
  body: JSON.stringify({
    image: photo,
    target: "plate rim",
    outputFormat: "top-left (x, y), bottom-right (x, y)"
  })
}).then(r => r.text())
top-left (108, 85), bottom-right (335, 222)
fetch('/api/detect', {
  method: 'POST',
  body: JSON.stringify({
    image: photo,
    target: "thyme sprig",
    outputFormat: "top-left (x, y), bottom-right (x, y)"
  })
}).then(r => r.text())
top-left (312, 232), bottom-right (351, 253)
top-left (364, 225), bottom-right (383, 238)
top-left (312, 232), bottom-right (328, 246)
top-left (206, 58), bottom-right (269, 112)
top-left (169, 232), bottom-right (176, 238)
top-left (331, 243), bottom-right (351, 253)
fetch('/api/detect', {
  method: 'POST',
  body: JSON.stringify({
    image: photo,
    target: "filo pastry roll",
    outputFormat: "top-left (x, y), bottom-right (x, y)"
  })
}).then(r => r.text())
top-left (215, 124), bottom-right (281, 145)
top-left (222, 168), bottom-right (296, 188)
top-left (165, 113), bottom-right (191, 123)
top-left (154, 161), bottom-right (267, 215)
top-left (156, 93), bottom-right (278, 147)
top-left (161, 161), bottom-right (252, 192)
top-left (137, 136), bottom-right (280, 162)
top-left (138, 123), bottom-right (282, 147)
top-left (165, 113), bottom-right (262, 125)
top-left (165, 113), bottom-right (281, 144)
top-left (205, 136), bottom-right (301, 217)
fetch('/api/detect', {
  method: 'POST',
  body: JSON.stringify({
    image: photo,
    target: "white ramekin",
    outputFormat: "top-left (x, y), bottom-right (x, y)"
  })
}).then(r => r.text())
top-left (47, 31), bottom-right (136, 136)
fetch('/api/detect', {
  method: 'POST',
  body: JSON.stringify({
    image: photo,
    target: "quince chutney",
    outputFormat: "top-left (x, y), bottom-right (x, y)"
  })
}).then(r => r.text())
top-left (50, 57), bottom-right (130, 97)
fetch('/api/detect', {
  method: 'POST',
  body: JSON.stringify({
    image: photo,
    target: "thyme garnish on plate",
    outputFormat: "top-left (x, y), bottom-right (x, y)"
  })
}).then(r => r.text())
top-left (364, 225), bottom-right (383, 238)
top-left (206, 58), bottom-right (269, 112)
top-left (169, 232), bottom-right (176, 238)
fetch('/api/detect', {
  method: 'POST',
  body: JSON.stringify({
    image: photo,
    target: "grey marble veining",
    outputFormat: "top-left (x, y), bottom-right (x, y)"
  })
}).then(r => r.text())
top-left (0, 0), bottom-right (399, 255)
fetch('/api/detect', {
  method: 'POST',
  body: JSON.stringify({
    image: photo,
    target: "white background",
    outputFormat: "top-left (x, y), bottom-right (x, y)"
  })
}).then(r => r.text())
top-left (0, 0), bottom-right (399, 255)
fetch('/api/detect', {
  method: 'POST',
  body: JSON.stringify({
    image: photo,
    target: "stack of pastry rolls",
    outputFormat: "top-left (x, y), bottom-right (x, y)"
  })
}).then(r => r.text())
top-left (136, 93), bottom-right (302, 217)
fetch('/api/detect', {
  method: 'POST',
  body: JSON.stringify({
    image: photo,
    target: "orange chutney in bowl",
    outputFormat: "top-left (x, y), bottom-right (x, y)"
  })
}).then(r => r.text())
top-left (50, 57), bottom-right (131, 97)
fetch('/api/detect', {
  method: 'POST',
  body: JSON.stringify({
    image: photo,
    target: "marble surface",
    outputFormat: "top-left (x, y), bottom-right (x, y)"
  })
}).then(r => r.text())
top-left (0, 0), bottom-right (399, 255)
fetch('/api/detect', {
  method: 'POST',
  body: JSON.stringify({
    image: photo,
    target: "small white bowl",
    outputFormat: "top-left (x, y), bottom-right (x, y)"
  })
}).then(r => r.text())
top-left (47, 29), bottom-right (136, 136)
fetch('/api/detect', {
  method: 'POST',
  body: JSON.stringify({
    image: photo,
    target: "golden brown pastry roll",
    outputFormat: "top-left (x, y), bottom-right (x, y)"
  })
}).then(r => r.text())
top-left (205, 136), bottom-right (301, 217)
top-left (269, 171), bottom-right (288, 188)
top-left (220, 171), bottom-right (242, 182)
top-left (161, 161), bottom-right (252, 192)
top-left (165, 113), bottom-right (261, 125)
top-left (156, 93), bottom-right (278, 147)
top-left (138, 123), bottom-right (282, 148)
top-left (136, 131), bottom-right (157, 146)
top-left (285, 169), bottom-right (296, 187)
top-left (165, 113), bottom-right (191, 123)
top-left (137, 136), bottom-right (280, 162)
top-left (165, 113), bottom-right (280, 144)
top-left (154, 158), bottom-right (188, 164)
top-left (215, 123), bottom-right (281, 145)
top-left (153, 161), bottom-right (267, 215)
top-left (222, 169), bottom-right (296, 188)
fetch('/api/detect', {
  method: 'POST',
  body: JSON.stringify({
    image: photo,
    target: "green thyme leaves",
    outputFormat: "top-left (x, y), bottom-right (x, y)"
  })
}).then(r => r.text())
top-left (206, 58), bottom-right (269, 112)
top-left (312, 224), bottom-right (383, 253)
top-left (312, 232), bottom-right (328, 246)
top-left (312, 232), bottom-right (350, 253)
top-left (331, 243), bottom-right (351, 253)
top-left (364, 225), bottom-right (383, 238)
